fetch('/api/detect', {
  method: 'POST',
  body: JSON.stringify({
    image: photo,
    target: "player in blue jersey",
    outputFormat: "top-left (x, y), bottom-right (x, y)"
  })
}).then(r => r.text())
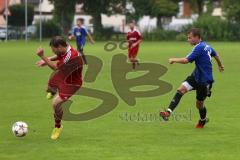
top-left (69, 18), bottom-right (95, 65)
top-left (160, 28), bottom-right (224, 128)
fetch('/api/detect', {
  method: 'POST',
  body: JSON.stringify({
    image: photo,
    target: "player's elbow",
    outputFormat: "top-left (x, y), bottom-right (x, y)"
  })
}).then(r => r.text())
top-left (87, 33), bottom-right (92, 37)
top-left (51, 65), bottom-right (58, 71)
top-left (214, 55), bottom-right (219, 59)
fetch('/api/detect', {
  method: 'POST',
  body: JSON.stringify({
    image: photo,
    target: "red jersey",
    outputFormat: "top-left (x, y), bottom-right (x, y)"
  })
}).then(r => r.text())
top-left (127, 28), bottom-right (142, 48)
top-left (47, 46), bottom-right (83, 100)
top-left (56, 46), bottom-right (83, 85)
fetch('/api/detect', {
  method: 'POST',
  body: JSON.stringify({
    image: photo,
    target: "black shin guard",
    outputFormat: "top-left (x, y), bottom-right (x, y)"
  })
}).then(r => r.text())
top-left (199, 106), bottom-right (207, 120)
top-left (168, 90), bottom-right (183, 112)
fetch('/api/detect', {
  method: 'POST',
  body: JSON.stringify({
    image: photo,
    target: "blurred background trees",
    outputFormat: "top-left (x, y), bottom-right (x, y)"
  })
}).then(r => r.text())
top-left (2, 0), bottom-right (240, 40)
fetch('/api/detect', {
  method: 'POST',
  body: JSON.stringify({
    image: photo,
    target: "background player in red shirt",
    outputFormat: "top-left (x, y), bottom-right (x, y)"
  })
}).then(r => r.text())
top-left (35, 36), bottom-right (83, 140)
top-left (127, 20), bottom-right (142, 69)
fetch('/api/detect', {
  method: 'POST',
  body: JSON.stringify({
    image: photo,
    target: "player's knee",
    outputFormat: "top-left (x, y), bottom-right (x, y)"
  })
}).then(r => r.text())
top-left (52, 102), bottom-right (63, 113)
top-left (129, 57), bottom-right (134, 61)
top-left (196, 100), bottom-right (204, 109)
top-left (177, 86), bottom-right (188, 95)
top-left (52, 98), bottom-right (63, 108)
top-left (52, 101), bottom-right (58, 108)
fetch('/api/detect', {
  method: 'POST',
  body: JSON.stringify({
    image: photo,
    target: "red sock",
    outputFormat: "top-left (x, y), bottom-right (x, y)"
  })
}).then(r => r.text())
top-left (55, 119), bottom-right (61, 128)
top-left (54, 106), bottom-right (63, 128)
top-left (131, 61), bottom-right (135, 69)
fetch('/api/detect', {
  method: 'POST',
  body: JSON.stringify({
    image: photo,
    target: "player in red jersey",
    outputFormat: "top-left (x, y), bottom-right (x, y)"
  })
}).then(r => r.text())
top-left (35, 36), bottom-right (83, 140)
top-left (127, 20), bottom-right (142, 69)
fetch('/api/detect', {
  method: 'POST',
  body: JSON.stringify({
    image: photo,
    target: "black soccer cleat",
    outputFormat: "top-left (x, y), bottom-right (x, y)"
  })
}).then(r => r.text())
top-left (195, 118), bottom-right (209, 128)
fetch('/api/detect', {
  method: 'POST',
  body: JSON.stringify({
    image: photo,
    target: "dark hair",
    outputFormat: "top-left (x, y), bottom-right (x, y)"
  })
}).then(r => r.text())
top-left (77, 18), bottom-right (84, 23)
top-left (128, 20), bottom-right (136, 24)
top-left (188, 28), bottom-right (201, 38)
top-left (49, 36), bottom-right (68, 47)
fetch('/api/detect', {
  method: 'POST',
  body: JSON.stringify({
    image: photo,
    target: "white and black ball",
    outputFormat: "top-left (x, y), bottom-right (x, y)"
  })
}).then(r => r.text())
top-left (12, 121), bottom-right (28, 137)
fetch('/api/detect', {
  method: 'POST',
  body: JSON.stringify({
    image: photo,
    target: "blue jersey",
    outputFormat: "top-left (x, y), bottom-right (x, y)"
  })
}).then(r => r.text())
top-left (73, 26), bottom-right (88, 48)
top-left (186, 41), bottom-right (217, 85)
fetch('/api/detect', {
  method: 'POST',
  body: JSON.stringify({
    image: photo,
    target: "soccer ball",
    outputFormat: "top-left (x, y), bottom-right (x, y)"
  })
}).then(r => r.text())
top-left (12, 121), bottom-right (28, 137)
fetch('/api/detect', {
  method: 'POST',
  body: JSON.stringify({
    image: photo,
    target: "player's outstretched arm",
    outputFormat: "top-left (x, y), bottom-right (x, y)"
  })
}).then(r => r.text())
top-left (87, 33), bottom-right (95, 44)
top-left (36, 48), bottom-right (58, 70)
top-left (36, 60), bottom-right (46, 67)
top-left (169, 58), bottom-right (189, 64)
top-left (48, 55), bottom-right (58, 61)
top-left (68, 35), bottom-right (75, 40)
top-left (35, 55), bottom-right (58, 67)
top-left (131, 39), bottom-right (142, 48)
top-left (213, 54), bottom-right (224, 72)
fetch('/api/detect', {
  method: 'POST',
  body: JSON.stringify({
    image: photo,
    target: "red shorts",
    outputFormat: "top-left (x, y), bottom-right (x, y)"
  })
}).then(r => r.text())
top-left (58, 83), bottom-right (82, 101)
top-left (48, 80), bottom-right (82, 101)
top-left (48, 81), bottom-right (82, 101)
top-left (128, 46), bottom-right (139, 59)
top-left (47, 70), bottom-right (82, 101)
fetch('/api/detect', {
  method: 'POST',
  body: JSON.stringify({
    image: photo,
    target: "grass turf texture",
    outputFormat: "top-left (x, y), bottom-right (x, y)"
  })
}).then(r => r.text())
top-left (0, 41), bottom-right (239, 160)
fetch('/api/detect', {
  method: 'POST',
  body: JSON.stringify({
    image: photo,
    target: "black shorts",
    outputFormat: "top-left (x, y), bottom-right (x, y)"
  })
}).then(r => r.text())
top-left (183, 75), bottom-right (212, 101)
top-left (77, 45), bottom-right (88, 65)
top-left (77, 45), bottom-right (84, 54)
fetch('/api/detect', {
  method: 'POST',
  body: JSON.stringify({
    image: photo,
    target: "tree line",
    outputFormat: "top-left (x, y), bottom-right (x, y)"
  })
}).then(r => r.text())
top-left (6, 0), bottom-right (240, 40)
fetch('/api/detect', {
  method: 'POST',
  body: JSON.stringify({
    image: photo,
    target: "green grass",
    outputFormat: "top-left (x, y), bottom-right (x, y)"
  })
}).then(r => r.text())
top-left (0, 40), bottom-right (240, 160)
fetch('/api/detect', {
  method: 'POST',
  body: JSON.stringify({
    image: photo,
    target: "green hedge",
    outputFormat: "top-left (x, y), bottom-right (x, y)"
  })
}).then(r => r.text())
top-left (35, 20), bottom-right (62, 38)
top-left (8, 4), bottom-right (34, 27)
top-left (143, 29), bottom-right (179, 41)
top-left (185, 15), bottom-right (240, 41)
top-left (142, 15), bottom-right (240, 41)
top-left (34, 15), bottom-right (240, 41)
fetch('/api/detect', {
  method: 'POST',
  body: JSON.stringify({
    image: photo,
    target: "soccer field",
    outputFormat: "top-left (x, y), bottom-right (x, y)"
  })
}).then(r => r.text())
top-left (0, 40), bottom-right (239, 160)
